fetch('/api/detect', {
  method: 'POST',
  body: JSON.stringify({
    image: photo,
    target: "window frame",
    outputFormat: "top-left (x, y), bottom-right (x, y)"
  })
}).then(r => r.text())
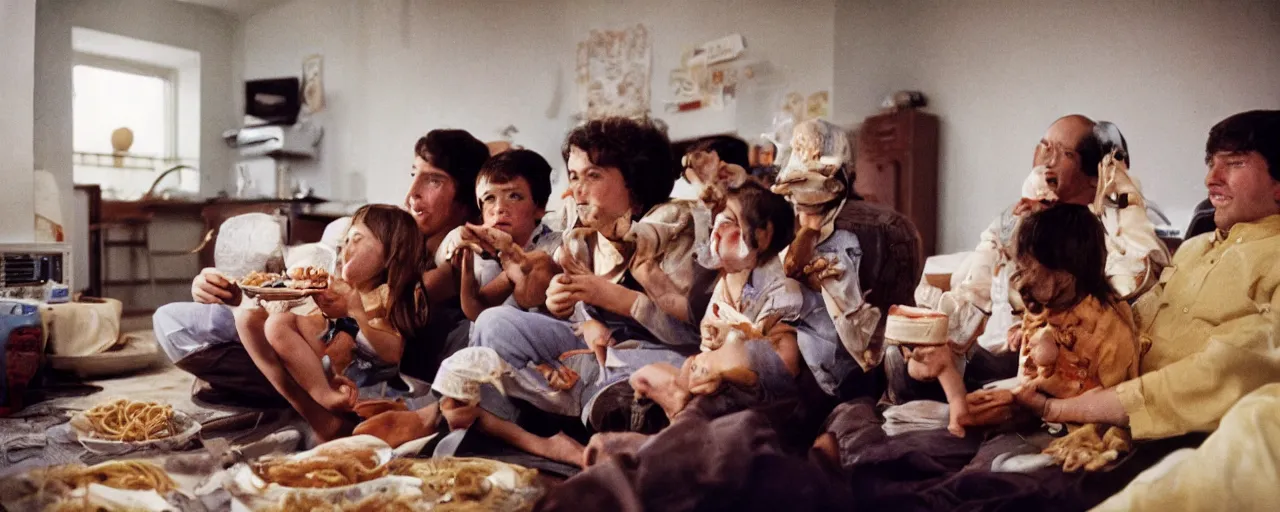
top-left (72, 52), bottom-right (179, 160)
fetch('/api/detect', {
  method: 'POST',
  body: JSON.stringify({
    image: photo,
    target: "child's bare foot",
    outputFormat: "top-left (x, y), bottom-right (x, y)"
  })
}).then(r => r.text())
top-left (630, 363), bottom-right (689, 418)
top-left (352, 410), bottom-right (436, 448)
top-left (317, 375), bottom-right (359, 411)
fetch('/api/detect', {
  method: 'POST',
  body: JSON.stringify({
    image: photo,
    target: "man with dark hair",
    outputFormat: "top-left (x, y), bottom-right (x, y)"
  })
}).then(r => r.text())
top-left (1018, 110), bottom-right (1280, 440)
top-left (408, 129), bottom-right (491, 250)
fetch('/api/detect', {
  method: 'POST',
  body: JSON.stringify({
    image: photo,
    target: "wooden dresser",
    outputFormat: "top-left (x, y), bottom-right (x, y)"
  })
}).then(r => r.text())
top-left (854, 109), bottom-right (940, 256)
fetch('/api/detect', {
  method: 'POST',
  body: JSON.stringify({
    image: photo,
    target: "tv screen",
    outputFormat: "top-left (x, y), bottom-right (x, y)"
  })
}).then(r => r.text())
top-left (245, 77), bottom-right (300, 126)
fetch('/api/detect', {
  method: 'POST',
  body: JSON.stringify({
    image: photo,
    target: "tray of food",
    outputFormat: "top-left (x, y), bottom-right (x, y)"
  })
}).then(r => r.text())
top-left (69, 399), bottom-right (201, 455)
top-left (223, 435), bottom-right (543, 511)
top-left (0, 460), bottom-right (194, 512)
top-left (238, 266), bottom-right (331, 302)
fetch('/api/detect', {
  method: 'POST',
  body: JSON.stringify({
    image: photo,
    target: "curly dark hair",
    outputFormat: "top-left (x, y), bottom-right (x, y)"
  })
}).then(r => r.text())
top-left (1014, 203), bottom-right (1112, 304)
top-left (414, 129), bottom-right (490, 220)
top-left (726, 181), bottom-right (795, 261)
top-left (477, 149), bottom-right (553, 209)
top-left (688, 135), bottom-right (751, 169)
top-left (1206, 110), bottom-right (1280, 181)
top-left (561, 117), bottom-right (679, 217)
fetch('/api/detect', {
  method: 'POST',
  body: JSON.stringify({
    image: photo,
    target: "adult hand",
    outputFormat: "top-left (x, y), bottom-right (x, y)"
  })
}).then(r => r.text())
top-left (191, 267), bottom-right (240, 305)
top-left (1012, 383), bottom-right (1050, 418)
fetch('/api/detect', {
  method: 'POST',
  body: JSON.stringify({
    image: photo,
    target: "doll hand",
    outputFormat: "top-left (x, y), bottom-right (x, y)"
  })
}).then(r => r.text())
top-left (802, 256), bottom-right (845, 290)
top-left (575, 319), bottom-right (616, 368)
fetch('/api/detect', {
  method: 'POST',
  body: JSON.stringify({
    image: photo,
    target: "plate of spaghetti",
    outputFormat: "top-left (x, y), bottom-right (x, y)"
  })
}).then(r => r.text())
top-left (69, 399), bottom-right (201, 454)
top-left (226, 435), bottom-right (410, 509)
top-left (0, 460), bottom-right (180, 512)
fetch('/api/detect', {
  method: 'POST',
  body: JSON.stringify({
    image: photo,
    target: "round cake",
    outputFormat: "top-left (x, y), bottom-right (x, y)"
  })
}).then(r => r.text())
top-left (884, 305), bottom-right (949, 346)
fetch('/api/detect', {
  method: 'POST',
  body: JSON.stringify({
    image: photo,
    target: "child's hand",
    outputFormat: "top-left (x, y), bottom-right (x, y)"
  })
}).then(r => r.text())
top-left (313, 287), bottom-right (349, 318)
top-left (546, 274), bottom-right (577, 318)
top-left (455, 248), bottom-right (478, 290)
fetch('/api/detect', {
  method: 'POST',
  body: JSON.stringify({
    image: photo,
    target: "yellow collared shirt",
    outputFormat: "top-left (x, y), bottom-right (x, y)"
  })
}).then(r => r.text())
top-left (1117, 214), bottom-right (1280, 440)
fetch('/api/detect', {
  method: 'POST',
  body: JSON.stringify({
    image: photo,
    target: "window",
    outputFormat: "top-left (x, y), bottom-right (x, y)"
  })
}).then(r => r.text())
top-left (72, 54), bottom-right (196, 199)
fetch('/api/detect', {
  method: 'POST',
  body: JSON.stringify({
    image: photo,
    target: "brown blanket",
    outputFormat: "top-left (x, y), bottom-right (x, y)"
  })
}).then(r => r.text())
top-left (825, 399), bottom-right (1206, 512)
top-left (536, 405), bottom-right (853, 512)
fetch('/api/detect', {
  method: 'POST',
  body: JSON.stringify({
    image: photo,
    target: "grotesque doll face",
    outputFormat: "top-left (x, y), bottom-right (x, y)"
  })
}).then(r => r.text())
top-left (710, 195), bottom-right (771, 273)
top-left (567, 146), bottom-right (635, 229)
top-left (1011, 253), bottom-right (1079, 313)
top-left (770, 119), bottom-right (850, 213)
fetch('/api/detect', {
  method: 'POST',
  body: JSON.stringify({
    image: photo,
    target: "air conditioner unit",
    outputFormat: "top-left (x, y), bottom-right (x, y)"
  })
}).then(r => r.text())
top-left (0, 243), bottom-right (72, 303)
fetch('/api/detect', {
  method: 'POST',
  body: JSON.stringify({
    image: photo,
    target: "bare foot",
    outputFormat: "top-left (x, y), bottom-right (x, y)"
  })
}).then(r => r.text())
top-left (352, 410), bottom-right (435, 448)
top-left (317, 376), bottom-right (359, 411)
top-left (630, 363), bottom-right (689, 418)
top-left (937, 364), bottom-right (968, 438)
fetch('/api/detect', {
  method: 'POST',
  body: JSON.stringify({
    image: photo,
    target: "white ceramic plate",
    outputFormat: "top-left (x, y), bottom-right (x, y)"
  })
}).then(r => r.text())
top-left (69, 408), bottom-right (202, 455)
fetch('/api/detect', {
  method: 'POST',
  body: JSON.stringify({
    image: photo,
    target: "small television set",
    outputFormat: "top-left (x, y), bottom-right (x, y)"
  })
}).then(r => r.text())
top-left (245, 77), bottom-right (300, 126)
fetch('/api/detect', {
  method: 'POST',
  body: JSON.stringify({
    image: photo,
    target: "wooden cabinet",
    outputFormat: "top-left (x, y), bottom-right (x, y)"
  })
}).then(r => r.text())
top-left (854, 110), bottom-right (940, 256)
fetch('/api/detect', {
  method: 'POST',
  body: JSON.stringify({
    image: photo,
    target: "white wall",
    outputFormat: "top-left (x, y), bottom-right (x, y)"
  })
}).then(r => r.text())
top-left (850, 0), bottom-right (1280, 253)
top-left (1, 0), bottom-right (37, 243)
top-left (238, 0), bottom-right (1279, 254)
top-left (239, 0), bottom-right (836, 209)
top-left (35, 0), bottom-right (239, 225)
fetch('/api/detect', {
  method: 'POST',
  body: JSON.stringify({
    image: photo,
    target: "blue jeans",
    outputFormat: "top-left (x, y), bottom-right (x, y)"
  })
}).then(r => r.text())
top-left (470, 306), bottom-right (688, 423)
top-left (152, 302), bottom-right (281, 400)
top-left (152, 302), bottom-right (239, 363)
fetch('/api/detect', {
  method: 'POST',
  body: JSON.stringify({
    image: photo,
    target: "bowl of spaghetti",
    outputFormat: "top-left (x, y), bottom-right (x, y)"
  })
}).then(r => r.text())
top-left (69, 399), bottom-right (201, 455)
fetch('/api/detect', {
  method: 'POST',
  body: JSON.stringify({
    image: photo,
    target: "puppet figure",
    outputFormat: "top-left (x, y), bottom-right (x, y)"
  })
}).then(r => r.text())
top-left (1007, 203), bottom-right (1140, 472)
top-left (884, 305), bottom-right (970, 437)
top-left (630, 182), bottom-right (805, 419)
top-left (769, 119), bottom-right (881, 395)
top-left (682, 149), bottom-right (749, 215)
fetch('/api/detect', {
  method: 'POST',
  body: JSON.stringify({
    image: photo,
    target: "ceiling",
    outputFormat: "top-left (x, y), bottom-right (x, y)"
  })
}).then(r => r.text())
top-left (171, 0), bottom-right (292, 18)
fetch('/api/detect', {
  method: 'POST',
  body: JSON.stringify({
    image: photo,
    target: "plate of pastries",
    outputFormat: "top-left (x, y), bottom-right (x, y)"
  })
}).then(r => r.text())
top-left (238, 266), bottom-right (331, 302)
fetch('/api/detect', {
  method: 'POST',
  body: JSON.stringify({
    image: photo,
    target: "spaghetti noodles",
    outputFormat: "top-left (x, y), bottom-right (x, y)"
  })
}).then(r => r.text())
top-left (251, 448), bottom-right (386, 489)
top-left (38, 460), bottom-right (177, 494)
top-left (81, 399), bottom-right (178, 442)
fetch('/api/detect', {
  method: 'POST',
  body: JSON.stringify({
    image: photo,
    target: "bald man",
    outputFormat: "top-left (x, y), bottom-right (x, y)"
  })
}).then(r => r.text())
top-left (888, 115), bottom-right (1170, 406)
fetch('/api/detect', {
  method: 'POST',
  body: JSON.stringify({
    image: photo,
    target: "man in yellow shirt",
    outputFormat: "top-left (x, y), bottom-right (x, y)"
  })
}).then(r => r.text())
top-left (1016, 109), bottom-right (1280, 441)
